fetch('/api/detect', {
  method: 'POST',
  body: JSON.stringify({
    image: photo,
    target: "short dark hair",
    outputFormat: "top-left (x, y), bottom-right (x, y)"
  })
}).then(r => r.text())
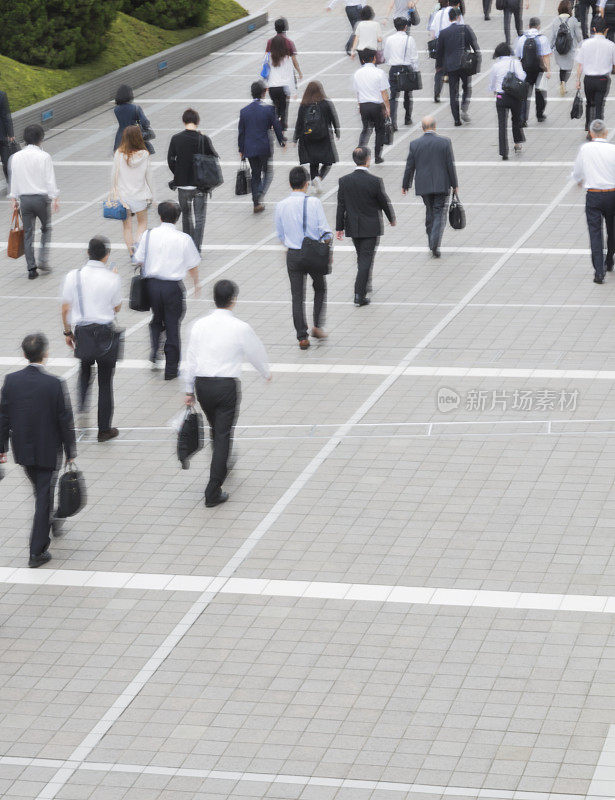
top-left (449, 7), bottom-right (461, 19)
top-left (558, 0), bottom-right (572, 13)
top-left (360, 48), bottom-right (377, 64)
top-left (289, 166), bottom-right (309, 190)
top-left (114, 83), bottom-right (134, 105)
top-left (593, 15), bottom-right (606, 31)
top-left (529, 16), bottom-right (540, 27)
top-left (360, 4), bottom-right (374, 18)
top-left (182, 107), bottom-right (200, 125)
top-left (353, 146), bottom-right (370, 166)
top-left (158, 201), bottom-right (181, 224)
top-left (23, 124), bottom-right (44, 146)
top-left (393, 16), bottom-right (408, 30)
top-left (214, 279), bottom-right (238, 308)
top-left (88, 236), bottom-right (111, 261)
top-left (251, 80), bottom-right (266, 99)
top-left (493, 41), bottom-right (513, 58)
top-left (274, 17), bottom-right (288, 33)
top-left (22, 333), bottom-right (48, 363)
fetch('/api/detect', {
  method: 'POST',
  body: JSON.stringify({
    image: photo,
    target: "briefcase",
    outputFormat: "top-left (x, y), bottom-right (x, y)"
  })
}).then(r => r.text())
top-left (449, 190), bottom-right (466, 230)
top-left (427, 38), bottom-right (438, 59)
top-left (383, 116), bottom-right (394, 146)
top-left (235, 159), bottom-right (251, 196)
top-left (461, 50), bottom-right (481, 76)
top-left (129, 230), bottom-right (151, 312)
top-left (7, 208), bottom-right (24, 259)
top-left (571, 90), bottom-right (583, 119)
top-left (177, 407), bottom-right (204, 469)
top-left (56, 463), bottom-right (86, 518)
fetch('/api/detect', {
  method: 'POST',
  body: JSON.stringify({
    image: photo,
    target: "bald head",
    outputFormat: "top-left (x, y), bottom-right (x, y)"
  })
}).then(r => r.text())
top-left (422, 116), bottom-right (437, 131)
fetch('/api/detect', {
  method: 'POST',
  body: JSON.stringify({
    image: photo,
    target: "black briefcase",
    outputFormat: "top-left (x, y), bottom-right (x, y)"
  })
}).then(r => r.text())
top-left (461, 50), bottom-right (481, 76)
top-left (177, 407), bottom-right (204, 469)
top-left (428, 38), bottom-right (438, 59)
top-left (571, 90), bottom-right (584, 119)
top-left (130, 229), bottom-right (151, 312)
top-left (235, 159), bottom-right (252, 196)
top-left (56, 463), bottom-right (86, 518)
top-left (449, 190), bottom-right (466, 230)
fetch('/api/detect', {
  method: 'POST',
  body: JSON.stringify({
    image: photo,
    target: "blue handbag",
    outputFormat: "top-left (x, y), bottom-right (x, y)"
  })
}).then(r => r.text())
top-left (260, 53), bottom-right (271, 80)
top-left (102, 199), bottom-right (127, 220)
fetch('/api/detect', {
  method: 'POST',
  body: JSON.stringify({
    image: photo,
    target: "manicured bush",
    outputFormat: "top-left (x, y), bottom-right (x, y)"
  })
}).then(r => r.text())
top-left (121, 0), bottom-right (208, 30)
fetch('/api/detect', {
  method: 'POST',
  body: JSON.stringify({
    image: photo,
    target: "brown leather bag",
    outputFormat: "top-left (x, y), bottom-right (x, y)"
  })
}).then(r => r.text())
top-left (7, 208), bottom-right (24, 259)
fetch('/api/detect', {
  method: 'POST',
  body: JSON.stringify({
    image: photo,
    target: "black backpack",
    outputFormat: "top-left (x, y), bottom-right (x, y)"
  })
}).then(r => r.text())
top-left (555, 19), bottom-right (573, 54)
top-left (521, 35), bottom-right (541, 72)
top-left (605, 0), bottom-right (615, 22)
top-left (303, 103), bottom-right (328, 140)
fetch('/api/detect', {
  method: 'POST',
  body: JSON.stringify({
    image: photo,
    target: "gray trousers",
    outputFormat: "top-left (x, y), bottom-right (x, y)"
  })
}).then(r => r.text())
top-left (19, 194), bottom-right (51, 271)
top-left (177, 188), bottom-right (207, 252)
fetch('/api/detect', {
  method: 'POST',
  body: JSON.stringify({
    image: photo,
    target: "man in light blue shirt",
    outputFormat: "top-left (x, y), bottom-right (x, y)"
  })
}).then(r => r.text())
top-left (275, 166), bottom-right (332, 349)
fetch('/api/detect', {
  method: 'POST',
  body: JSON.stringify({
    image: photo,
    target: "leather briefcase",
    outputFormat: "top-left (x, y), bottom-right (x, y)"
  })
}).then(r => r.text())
top-left (7, 208), bottom-right (24, 259)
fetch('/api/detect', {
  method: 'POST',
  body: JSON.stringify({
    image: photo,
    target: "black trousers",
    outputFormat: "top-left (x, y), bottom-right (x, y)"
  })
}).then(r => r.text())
top-left (358, 102), bottom-right (385, 159)
top-left (422, 193), bottom-right (449, 250)
top-left (389, 67), bottom-right (413, 127)
top-left (352, 236), bottom-right (378, 298)
top-left (345, 4), bottom-right (362, 53)
top-left (146, 278), bottom-right (186, 378)
top-left (247, 154), bottom-right (272, 205)
top-left (79, 357), bottom-right (115, 433)
top-left (585, 190), bottom-right (615, 278)
top-left (560, 68), bottom-right (571, 83)
top-left (309, 162), bottom-right (332, 181)
top-left (503, 1), bottom-right (523, 44)
top-left (576, 0), bottom-right (596, 37)
top-left (286, 248), bottom-right (327, 339)
top-left (584, 74), bottom-right (610, 130)
top-left (0, 139), bottom-right (9, 181)
top-left (177, 188), bottom-right (207, 252)
top-left (448, 69), bottom-right (471, 124)
top-left (496, 93), bottom-right (525, 158)
top-left (434, 68), bottom-right (445, 101)
top-left (483, 0), bottom-right (492, 17)
top-left (268, 86), bottom-right (289, 130)
top-left (24, 465), bottom-right (57, 557)
top-left (522, 70), bottom-right (546, 123)
top-left (195, 377), bottom-right (239, 503)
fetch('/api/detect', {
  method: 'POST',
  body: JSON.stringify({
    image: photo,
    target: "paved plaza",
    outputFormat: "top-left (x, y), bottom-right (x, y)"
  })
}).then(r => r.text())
top-left (3, 0), bottom-right (615, 797)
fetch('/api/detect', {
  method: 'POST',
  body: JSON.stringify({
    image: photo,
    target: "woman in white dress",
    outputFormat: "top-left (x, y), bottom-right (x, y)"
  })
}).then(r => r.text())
top-left (111, 125), bottom-right (153, 262)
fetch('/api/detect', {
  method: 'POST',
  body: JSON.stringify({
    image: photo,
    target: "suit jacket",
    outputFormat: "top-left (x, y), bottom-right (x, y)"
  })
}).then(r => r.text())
top-left (336, 169), bottom-right (395, 238)
top-left (238, 100), bottom-right (284, 158)
top-left (402, 132), bottom-right (458, 196)
top-left (0, 366), bottom-right (76, 470)
top-left (435, 23), bottom-right (479, 73)
top-left (0, 91), bottom-right (13, 142)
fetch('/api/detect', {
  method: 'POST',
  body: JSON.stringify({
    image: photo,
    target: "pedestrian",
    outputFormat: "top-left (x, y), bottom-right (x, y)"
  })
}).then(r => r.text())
top-left (113, 84), bottom-right (154, 153)
top-left (336, 146), bottom-right (396, 306)
top-left (275, 166), bottom-right (332, 349)
top-left (402, 116), bottom-right (459, 258)
top-left (598, 0), bottom-right (615, 41)
top-left (61, 236), bottom-right (122, 442)
top-left (266, 18), bottom-right (303, 80)
top-left (238, 81), bottom-right (286, 213)
top-left (386, 0), bottom-right (418, 23)
top-left (111, 125), bottom-right (153, 263)
top-left (429, 0), bottom-right (463, 101)
top-left (576, 0), bottom-right (596, 38)
top-left (267, 33), bottom-right (296, 131)
top-left (575, 17), bottom-right (615, 135)
top-left (571, 119), bottom-right (615, 283)
top-left (167, 107), bottom-right (217, 252)
top-left (134, 201), bottom-right (201, 379)
top-left (350, 6), bottom-right (383, 60)
top-left (183, 280), bottom-right (271, 508)
top-left (0, 333), bottom-right (76, 568)
top-left (292, 81), bottom-right (340, 194)
top-left (550, 0), bottom-right (583, 95)
top-left (489, 42), bottom-right (526, 160)
top-left (8, 124), bottom-right (59, 280)
top-left (515, 18), bottom-right (552, 124)
top-left (0, 88), bottom-right (15, 181)
top-left (502, 0), bottom-right (528, 44)
top-left (326, 0), bottom-right (364, 56)
top-left (384, 17), bottom-right (419, 130)
top-left (353, 48), bottom-right (391, 165)
top-left (436, 8), bottom-right (480, 126)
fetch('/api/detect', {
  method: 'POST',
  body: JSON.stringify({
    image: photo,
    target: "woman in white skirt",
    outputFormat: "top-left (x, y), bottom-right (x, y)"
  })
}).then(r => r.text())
top-left (111, 125), bottom-right (153, 262)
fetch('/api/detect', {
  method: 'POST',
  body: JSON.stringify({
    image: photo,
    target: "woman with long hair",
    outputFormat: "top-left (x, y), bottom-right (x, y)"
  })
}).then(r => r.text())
top-left (111, 124), bottom-right (153, 261)
top-left (268, 33), bottom-right (295, 131)
top-left (293, 81), bottom-right (340, 194)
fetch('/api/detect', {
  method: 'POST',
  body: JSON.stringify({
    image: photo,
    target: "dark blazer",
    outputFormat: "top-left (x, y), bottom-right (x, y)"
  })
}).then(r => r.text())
top-left (167, 129), bottom-right (218, 187)
top-left (114, 103), bottom-right (151, 151)
top-left (336, 168), bottom-right (395, 238)
top-left (435, 23), bottom-right (479, 73)
top-left (238, 100), bottom-right (284, 158)
top-left (0, 91), bottom-right (14, 142)
top-left (402, 132), bottom-right (458, 196)
top-left (0, 366), bottom-right (76, 470)
top-left (293, 99), bottom-right (340, 167)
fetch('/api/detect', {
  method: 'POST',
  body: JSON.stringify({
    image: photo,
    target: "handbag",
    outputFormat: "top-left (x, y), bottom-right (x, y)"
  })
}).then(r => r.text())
top-left (428, 38), bottom-right (438, 59)
top-left (394, 34), bottom-right (422, 92)
top-left (448, 190), bottom-right (466, 230)
top-left (383, 115), bottom-right (394, 145)
top-left (502, 57), bottom-right (527, 100)
top-left (460, 27), bottom-right (481, 75)
top-left (7, 207), bottom-right (24, 259)
top-left (56, 462), bottom-right (86, 518)
top-left (298, 196), bottom-right (332, 275)
top-left (74, 269), bottom-right (124, 362)
top-left (135, 108), bottom-right (156, 154)
top-left (193, 133), bottom-right (223, 192)
top-left (177, 406), bottom-right (204, 469)
top-left (235, 159), bottom-right (252, 196)
top-left (571, 89), bottom-right (584, 119)
top-left (102, 198), bottom-right (127, 220)
top-left (7, 140), bottom-right (20, 158)
top-left (260, 52), bottom-right (271, 80)
top-left (129, 229), bottom-right (151, 312)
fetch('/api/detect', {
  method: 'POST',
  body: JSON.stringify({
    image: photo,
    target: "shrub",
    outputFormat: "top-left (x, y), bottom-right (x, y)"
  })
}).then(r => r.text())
top-left (120, 0), bottom-right (208, 30)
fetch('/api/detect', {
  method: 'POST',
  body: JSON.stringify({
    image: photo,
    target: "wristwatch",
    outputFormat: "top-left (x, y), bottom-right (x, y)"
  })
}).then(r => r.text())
top-left (63, 329), bottom-right (73, 337)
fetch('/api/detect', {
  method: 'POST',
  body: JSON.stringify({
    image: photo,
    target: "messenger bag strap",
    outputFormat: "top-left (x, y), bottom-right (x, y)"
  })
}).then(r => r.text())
top-left (141, 229), bottom-right (151, 276)
top-left (302, 194), bottom-right (308, 236)
top-left (76, 268), bottom-right (85, 322)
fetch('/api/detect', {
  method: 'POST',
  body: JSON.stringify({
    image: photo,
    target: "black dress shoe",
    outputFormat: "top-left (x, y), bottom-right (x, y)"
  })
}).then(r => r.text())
top-left (375, 155), bottom-right (384, 164)
top-left (354, 295), bottom-right (370, 306)
top-left (28, 269), bottom-right (38, 280)
top-left (502, 155), bottom-right (509, 160)
top-left (164, 372), bottom-right (178, 381)
top-left (454, 120), bottom-right (462, 126)
top-left (432, 247), bottom-right (441, 258)
top-left (205, 491), bottom-right (229, 508)
top-left (484, 13), bottom-right (490, 19)
top-left (537, 115), bottom-right (547, 122)
top-left (98, 427), bottom-right (119, 442)
top-left (607, 260), bottom-right (614, 272)
top-left (29, 551), bottom-right (51, 568)
top-left (404, 116), bottom-right (412, 125)
top-left (594, 275), bottom-right (605, 284)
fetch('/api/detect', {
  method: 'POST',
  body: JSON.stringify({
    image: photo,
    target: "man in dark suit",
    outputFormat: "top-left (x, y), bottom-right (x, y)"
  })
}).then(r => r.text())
top-left (435, 8), bottom-right (480, 126)
top-left (0, 89), bottom-right (15, 181)
top-left (238, 81), bottom-right (286, 213)
top-left (402, 116), bottom-right (458, 257)
top-left (0, 333), bottom-right (76, 567)
top-left (336, 146), bottom-right (396, 306)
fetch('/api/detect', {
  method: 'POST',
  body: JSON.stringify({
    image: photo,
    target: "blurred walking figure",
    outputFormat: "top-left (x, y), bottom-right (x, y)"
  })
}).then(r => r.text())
top-left (293, 81), bottom-right (340, 194)
top-left (326, 0), bottom-right (364, 55)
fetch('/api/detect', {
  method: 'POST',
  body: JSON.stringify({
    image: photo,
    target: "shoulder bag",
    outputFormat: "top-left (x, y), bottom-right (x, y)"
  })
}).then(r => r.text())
top-left (7, 207), bottom-right (24, 259)
top-left (298, 196), bottom-right (332, 275)
top-left (460, 27), bottom-right (481, 75)
top-left (135, 107), bottom-right (156, 154)
top-left (448, 190), bottom-right (466, 230)
top-left (428, 37), bottom-right (438, 58)
top-left (502, 57), bottom-right (527, 100)
top-left (73, 269), bottom-right (124, 363)
top-left (193, 133), bottom-right (224, 192)
top-left (129, 229), bottom-right (151, 312)
top-left (393, 33), bottom-right (422, 92)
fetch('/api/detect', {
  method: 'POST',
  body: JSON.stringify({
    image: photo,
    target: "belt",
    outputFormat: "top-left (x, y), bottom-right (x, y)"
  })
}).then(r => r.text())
top-left (587, 188), bottom-right (615, 192)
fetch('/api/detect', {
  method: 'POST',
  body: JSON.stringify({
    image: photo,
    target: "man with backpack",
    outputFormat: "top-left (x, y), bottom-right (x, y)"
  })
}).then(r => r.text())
top-left (515, 18), bottom-right (552, 124)
top-left (575, 17), bottom-right (615, 135)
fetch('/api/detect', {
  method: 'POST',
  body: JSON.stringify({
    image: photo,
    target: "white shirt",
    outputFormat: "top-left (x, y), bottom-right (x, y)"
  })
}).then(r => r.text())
top-left (489, 56), bottom-right (526, 92)
top-left (572, 138), bottom-right (615, 189)
top-left (268, 54), bottom-right (295, 88)
top-left (134, 222), bottom-right (200, 280)
top-left (429, 7), bottom-right (463, 37)
top-left (9, 145), bottom-right (59, 199)
top-left (327, 0), bottom-right (362, 6)
top-left (575, 34), bottom-right (615, 74)
top-left (183, 309), bottom-right (271, 391)
top-left (62, 261), bottom-right (122, 327)
top-left (383, 31), bottom-right (419, 67)
top-left (353, 63), bottom-right (390, 103)
top-left (112, 149), bottom-right (153, 202)
top-left (353, 20), bottom-right (383, 50)
top-left (275, 192), bottom-right (331, 250)
top-left (514, 29), bottom-right (552, 59)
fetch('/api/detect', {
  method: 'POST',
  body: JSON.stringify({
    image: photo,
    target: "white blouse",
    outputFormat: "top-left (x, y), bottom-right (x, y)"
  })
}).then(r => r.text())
top-left (112, 149), bottom-right (153, 202)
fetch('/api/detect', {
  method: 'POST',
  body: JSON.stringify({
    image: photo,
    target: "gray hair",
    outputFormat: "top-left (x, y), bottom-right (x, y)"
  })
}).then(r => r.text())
top-left (422, 115), bottom-right (437, 131)
top-left (590, 119), bottom-right (607, 136)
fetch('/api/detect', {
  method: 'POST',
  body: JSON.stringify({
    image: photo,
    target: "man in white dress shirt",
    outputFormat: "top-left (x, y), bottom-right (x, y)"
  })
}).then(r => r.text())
top-left (353, 50), bottom-right (391, 164)
top-left (184, 280), bottom-right (271, 508)
top-left (572, 118), bottom-right (615, 283)
top-left (575, 17), bottom-right (615, 134)
top-left (9, 124), bottom-right (59, 279)
top-left (384, 17), bottom-right (419, 129)
top-left (134, 201), bottom-right (201, 381)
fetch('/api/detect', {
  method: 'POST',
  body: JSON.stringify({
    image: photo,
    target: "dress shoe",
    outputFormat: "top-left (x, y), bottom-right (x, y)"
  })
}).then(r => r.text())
top-left (298, 338), bottom-right (310, 350)
top-left (51, 518), bottom-right (65, 538)
top-left (28, 269), bottom-right (38, 280)
top-left (375, 155), bottom-right (384, 164)
top-left (594, 275), bottom-right (605, 284)
top-left (164, 372), bottom-right (178, 381)
top-left (502, 155), bottom-right (509, 161)
top-left (484, 13), bottom-right (490, 19)
top-left (454, 120), bottom-right (462, 126)
top-left (354, 295), bottom-right (370, 306)
top-left (404, 116), bottom-right (412, 125)
top-left (311, 327), bottom-right (328, 339)
top-left (537, 115), bottom-right (547, 122)
top-left (29, 551), bottom-right (51, 568)
top-left (205, 491), bottom-right (229, 508)
top-left (607, 259), bottom-right (614, 272)
top-left (98, 427), bottom-right (119, 442)
top-left (432, 247), bottom-right (441, 258)
top-left (434, 95), bottom-right (441, 103)
top-left (253, 203), bottom-right (265, 213)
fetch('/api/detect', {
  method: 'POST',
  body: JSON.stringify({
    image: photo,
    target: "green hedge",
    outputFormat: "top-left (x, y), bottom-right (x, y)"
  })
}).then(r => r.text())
top-left (120, 0), bottom-right (209, 29)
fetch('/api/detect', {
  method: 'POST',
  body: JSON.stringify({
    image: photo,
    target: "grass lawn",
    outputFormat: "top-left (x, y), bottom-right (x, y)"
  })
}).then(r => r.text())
top-left (1, 0), bottom-right (247, 111)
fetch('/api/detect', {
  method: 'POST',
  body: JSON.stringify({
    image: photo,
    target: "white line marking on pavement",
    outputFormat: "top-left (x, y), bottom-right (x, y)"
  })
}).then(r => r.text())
top-left (51, 159), bottom-right (576, 167)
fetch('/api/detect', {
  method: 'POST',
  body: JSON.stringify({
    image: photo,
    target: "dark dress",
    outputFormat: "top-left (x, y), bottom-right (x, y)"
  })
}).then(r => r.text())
top-left (293, 99), bottom-right (340, 167)
top-left (113, 102), bottom-right (154, 153)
